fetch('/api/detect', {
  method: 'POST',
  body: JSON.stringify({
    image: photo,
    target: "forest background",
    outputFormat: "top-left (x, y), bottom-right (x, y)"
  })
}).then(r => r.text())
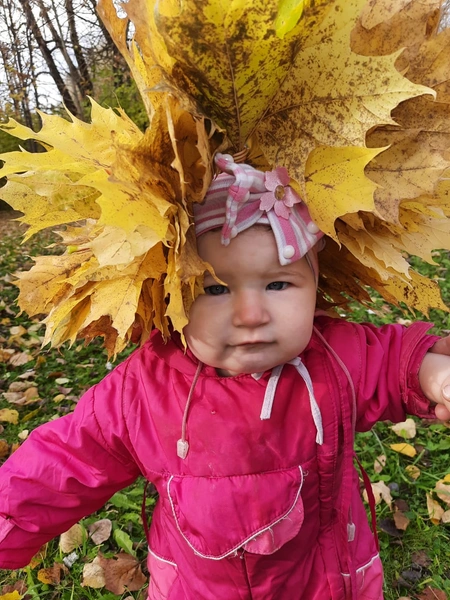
top-left (1, 1), bottom-right (450, 599)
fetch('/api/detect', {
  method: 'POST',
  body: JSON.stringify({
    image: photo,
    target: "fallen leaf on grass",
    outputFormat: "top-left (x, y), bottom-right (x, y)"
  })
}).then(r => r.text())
top-left (59, 523), bottom-right (84, 553)
top-left (411, 551), bottom-right (432, 568)
top-left (9, 325), bottom-right (27, 338)
top-left (17, 370), bottom-right (35, 380)
top-left (426, 493), bottom-right (444, 524)
top-left (441, 509), bottom-right (450, 523)
top-left (393, 509), bottom-right (410, 531)
top-left (1, 393), bottom-right (23, 405)
top-left (37, 562), bottom-right (68, 585)
top-left (417, 587), bottom-right (447, 600)
top-left (0, 409), bottom-right (19, 425)
top-left (374, 454), bottom-right (386, 474)
top-left (52, 394), bottom-right (66, 403)
top-left (435, 474), bottom-right (450, 506)
top-left (88, 519), bottom-right (112, 545)
top-left (82, 559), bottom-right (106, 589)
top-left (390, 443), bottom-right (417, 457)
top-left (405, 465), bottom-right (421, 480)
top-left (378, 518), bottom-right (402, 537)
top-left (390, 418), bottom-right (416, 439)
top-left (2, 387), bottom-right (40, 406)
top-left (0, 349), bottom-right (15, 362)
top-left (27, 545), bottom-right (48, 569)
top-left (8, 352), bottom-right (33, 367)
top-left (363, 480), bottom-right (392, 508)
top-left (7, 381), bottom-right (32, 392)
top-left (0, 582), bottom-right (27, 598)
top-left (0, 440), bottom-right (9, 459)
top-left (0, 591), bottom-right (22, 600)
top-left (97, 553), bottom-right (147, 595)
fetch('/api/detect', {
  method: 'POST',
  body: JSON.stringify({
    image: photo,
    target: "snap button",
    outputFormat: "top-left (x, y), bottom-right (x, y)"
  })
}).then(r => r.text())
top-left (283, 245), bottom-right (295, 259)
top-left (307, 221), bottom-right (320, 234)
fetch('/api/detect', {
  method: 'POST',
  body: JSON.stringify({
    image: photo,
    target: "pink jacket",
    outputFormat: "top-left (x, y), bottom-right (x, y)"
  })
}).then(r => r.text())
top-left (0, 317), bottom-right (438, 599)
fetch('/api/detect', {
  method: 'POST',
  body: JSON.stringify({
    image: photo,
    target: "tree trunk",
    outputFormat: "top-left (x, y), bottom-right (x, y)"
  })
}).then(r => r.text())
top-left (18, 0), bottom-right (80, 116)
top-left (64, 0), bottom-right (94, 97)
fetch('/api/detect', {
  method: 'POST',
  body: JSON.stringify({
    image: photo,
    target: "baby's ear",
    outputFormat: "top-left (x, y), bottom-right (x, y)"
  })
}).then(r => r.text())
top-left (429, 335), bottom-right (450, 356)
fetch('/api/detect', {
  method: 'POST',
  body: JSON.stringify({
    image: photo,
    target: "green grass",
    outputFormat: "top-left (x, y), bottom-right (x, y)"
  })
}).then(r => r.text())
top-left (1, 216), bottom-right (450, 599)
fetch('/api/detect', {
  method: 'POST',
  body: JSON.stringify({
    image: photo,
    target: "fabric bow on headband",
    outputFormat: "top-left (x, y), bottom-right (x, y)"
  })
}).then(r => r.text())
top-left (194, 154), bottom-right (324, 275)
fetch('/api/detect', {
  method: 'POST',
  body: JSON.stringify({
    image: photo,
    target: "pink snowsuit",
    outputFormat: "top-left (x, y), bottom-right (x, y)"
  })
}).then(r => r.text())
top-left (0, 317), bottom-right (438, 599)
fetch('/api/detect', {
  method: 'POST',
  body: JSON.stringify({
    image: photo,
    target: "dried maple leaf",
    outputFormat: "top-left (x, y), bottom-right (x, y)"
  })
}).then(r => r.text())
top-left (88, 519), bottom-right (112, 545)
top-left (351, 0), bottom-right (440, 57)
top-left (37, 563), bottom-right (68, 586)
top-left (81, 558), bottom-right (106, 589)
top-left (59, 523), bottom-right (84, 553)
top-left (0, 440), bottom-right (9, 459)
top-left (374, 454), bottom-right (386, 474)
top-left (363, 480), bottom-right (392, 508)
top-left (96, 553), bottom-right (147, 595)
top-left (434, 475), bottom-right (450, 506)
top-left (393, 509), bottom-right (410, 531)
top-left (390, 418), bottom-right (417, 439)
top-left (426, 493), bottom-right (444, 524)
top-left (418, 586), bottom-right (448, 600)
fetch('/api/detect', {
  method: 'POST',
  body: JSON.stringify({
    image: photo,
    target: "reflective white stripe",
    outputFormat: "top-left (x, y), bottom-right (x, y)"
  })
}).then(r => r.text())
top-left (148, 548), bottom-right (178, 568)
top-left (341, 553), bottom-right (380, 576)
top-left (167, 466), bottom-right (304, 561)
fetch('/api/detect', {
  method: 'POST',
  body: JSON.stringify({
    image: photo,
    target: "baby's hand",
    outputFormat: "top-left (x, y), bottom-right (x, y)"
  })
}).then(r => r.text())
top-left (419, 339), bottom-right (450, 420)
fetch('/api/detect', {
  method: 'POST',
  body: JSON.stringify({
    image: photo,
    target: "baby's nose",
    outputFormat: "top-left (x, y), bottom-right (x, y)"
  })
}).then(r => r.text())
top-left (232, 291), bottom-right (269, 327)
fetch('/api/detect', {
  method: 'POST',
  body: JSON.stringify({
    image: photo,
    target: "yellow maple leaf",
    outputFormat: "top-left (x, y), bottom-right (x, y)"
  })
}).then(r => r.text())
top-left (145, 0), bottom-right (334, 148)
top-left (303, 145), bottom-right (383, 238)
top-left (351, 0), bottom-right (440, 57)
top-left (256, 0), bottom-right (432, 191)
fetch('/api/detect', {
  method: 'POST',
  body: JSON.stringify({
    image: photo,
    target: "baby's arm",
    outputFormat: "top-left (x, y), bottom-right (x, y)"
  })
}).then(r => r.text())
top-left (419, 338), bottom-right (450, 421)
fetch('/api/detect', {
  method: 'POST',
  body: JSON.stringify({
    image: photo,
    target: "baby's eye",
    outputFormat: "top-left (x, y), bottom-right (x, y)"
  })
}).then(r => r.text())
top-left (204, 284), bottom-right (229, 296)
top-left (266, 281), bottom-right (289, 291)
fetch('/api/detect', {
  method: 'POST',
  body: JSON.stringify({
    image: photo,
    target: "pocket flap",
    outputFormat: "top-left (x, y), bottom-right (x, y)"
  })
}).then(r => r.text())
top-left (0, 515), bottom-right (14, 544)
top-left (167, 465), bottom-right (304, 559)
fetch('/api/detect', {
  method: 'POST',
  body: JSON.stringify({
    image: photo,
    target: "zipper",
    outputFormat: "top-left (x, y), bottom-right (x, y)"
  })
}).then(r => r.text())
top-left (239, 549), bottom-right (254, 599)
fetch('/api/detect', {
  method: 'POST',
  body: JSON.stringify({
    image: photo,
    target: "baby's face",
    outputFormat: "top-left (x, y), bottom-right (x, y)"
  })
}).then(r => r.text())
top-left (184, 227), bottom-right (317, 377)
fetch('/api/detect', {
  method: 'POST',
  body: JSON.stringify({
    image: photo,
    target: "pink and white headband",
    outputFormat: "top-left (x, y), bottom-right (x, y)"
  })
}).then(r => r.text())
top-left (194, 154), bottom-right (324, 276)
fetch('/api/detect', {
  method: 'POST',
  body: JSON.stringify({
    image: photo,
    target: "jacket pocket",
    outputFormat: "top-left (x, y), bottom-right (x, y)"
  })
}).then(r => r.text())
top-left (167, 465), bottom-right (305, 559)
top-left (342, 554), bottom-right (383, 600)
top-left (148, 549), bottom-right (178, 600)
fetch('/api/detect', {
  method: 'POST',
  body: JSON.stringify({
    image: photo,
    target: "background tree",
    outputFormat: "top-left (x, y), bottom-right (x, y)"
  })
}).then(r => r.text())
top-left (0, 0), bottom-right (147, 128)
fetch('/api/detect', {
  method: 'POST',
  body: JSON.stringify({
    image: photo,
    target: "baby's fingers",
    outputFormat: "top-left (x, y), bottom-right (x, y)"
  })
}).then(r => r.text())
top-left (435, 402), bottom-right (450, 421)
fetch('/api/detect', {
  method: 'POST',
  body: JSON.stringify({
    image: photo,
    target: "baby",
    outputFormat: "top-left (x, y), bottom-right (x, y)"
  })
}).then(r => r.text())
top-left (1, 153), bottom-right (450, 600)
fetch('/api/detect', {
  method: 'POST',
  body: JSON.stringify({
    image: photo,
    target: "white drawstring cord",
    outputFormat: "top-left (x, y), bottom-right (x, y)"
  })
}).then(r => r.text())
top-left (256, 358), bottom-right (324, 445)
top-left (177, 361), bottom-right (203, 459)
